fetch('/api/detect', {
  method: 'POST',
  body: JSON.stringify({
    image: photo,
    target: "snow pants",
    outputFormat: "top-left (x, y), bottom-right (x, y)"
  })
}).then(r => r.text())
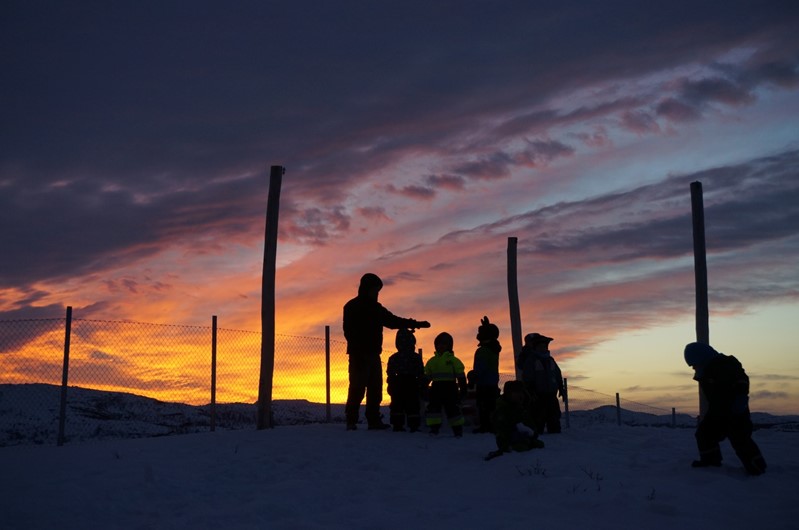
top-left (695, 412), bottom-right (767, 474)
top-left (388, 377), bottom-right (422, 431)
top-left (425, 381), bottom-right (464, 434)
top-left (531, 390), bottom-right (562, 434)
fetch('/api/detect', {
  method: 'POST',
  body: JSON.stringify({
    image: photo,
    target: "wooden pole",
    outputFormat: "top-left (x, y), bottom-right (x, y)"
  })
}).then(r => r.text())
top-left (690, 182), bottom-right (710, 345)
top-left (507, 237), bottom-right (523, 380)
top-left (257, 165), bottom-right (284, 430)
top-left (57, 305), bottom-right (72, 446)
top-left (690, 181), bottom-right (710, 418)
top-left (211, 315), bottom-right (217, 432)
top-left (325, 325), bottom-right (331, 423)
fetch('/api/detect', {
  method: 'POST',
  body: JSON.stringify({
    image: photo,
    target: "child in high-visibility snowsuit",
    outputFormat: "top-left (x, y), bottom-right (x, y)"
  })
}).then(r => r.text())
top-left (424, 332), bottom-right (468, 437)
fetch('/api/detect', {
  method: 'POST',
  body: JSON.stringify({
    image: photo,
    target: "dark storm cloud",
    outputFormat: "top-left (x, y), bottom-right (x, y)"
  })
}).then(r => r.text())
top-left (0, 301), bottom-right (72, 353)
top-left (2, 0), bottom-right (798, 289)
top-left (654, 76), bottom-right (757, 123)
top-left (356, 207), bottom-right (390, 222)
top-left (452, 152), bottom-right (515, 180)
top-left (386, 183), bottom-right (437, 200)
top-left (514, 139), bottom-right (576, 167)
top-left (0, 171), bottom-right (266, 287)
top-left (655, 98), bottom-right (703, 122)
top-left (278, 203), bottom-right (351, 245)
top-left (382, 271), bottom-right (424, 286)
top-left (510, 149), bottom-right (799, 261)
top-left (621, 111), bottom-right (662, 135)
top-left (425, 174), bottom-right (466, 191)
top-left (679, 77), bottom-right (755, 107)
top-left (745, 60), bottom-right (799, 88)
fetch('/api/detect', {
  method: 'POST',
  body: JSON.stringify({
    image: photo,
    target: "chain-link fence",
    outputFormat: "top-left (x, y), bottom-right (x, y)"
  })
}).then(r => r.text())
top-left (2, 313), bottom-right (693, 446)
top-left (0, 314), bottom-right (352, 446)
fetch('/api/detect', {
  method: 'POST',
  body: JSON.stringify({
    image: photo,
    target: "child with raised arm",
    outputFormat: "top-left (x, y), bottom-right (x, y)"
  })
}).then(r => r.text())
top-left (471, 316), bottom-right (501, 433)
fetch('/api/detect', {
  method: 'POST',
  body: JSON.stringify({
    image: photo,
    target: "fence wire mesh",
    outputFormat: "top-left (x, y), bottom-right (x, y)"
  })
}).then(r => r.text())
top-left (2, 316), bottom-right (692, 445)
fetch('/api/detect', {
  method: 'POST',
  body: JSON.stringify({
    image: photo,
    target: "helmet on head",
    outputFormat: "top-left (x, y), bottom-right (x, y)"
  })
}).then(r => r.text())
top-left (434, 332), bottom-right (454, 352)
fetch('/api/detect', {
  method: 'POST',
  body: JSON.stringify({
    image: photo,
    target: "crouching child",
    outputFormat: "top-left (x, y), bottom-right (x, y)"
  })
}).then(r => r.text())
top-left (684, 342), bottom-right (767, 476)
top-left (485, 380), bottom-right (544, 460)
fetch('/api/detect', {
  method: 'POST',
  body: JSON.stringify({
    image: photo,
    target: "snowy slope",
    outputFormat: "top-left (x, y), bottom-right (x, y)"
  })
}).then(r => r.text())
top-left (1, 420), bottom-right (797, 529)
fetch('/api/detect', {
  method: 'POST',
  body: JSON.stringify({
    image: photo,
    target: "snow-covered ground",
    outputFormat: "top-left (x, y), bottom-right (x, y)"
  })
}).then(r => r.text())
top-left (1, 385), bottom-right (797, 529)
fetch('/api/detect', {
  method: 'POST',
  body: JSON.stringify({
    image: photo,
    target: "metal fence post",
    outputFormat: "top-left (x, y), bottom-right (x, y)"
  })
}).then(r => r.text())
top-left (615, 392), bottom-right (622, 426)
top-left (211, 315), bottom-right (217, 432)
top-left (57, 306), bottom-right (73, 446)
top-left (672, 407), bottom-right (676, 428)
top-left (325, 325), bottom-right (331, 423)
top-left (563, 377), bottom-right (570, 428)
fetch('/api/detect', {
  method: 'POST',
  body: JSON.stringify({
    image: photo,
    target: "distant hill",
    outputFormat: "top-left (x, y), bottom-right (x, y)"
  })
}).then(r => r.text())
top-left (0, 383), bottom-right (347, 447)
top-left (1, 384), bottom-right (796, 447)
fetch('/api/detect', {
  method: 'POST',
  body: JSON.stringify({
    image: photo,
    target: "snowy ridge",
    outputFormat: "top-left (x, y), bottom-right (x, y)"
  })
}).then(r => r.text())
top-left (1, 383), bottom-right (797, 447)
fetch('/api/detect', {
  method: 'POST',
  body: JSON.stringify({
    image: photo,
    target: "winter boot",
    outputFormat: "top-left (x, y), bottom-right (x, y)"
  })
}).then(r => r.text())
top-left (743, 454), bottom-right (767, 476)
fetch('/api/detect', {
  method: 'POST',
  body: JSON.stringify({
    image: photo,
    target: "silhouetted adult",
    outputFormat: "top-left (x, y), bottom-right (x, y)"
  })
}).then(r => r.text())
top-left (343, 273), bottom-right (430, 430)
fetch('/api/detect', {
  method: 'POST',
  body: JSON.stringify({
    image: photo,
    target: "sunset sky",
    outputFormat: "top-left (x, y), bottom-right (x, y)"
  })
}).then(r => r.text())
top-left (2, 1), bottom-right (798, 414)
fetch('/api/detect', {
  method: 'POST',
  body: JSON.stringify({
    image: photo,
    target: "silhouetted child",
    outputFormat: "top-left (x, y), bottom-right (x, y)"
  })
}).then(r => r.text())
top-left (485, 380), bottom-right (544, 460)
top-left (684, 342), bottom-right (767, 476)
top-left (519, 332), bottom-right (564, 434)
top-left (386, 329), bottom-right (426, 432)
top-left (471, 316), bottom-right (501, 433)
top-left (424, 332), bottom-right (468, 437)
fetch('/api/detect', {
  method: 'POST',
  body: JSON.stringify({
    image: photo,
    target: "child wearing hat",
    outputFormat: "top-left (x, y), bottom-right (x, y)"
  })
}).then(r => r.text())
top-left (519, 332), bottom-right (564, 434)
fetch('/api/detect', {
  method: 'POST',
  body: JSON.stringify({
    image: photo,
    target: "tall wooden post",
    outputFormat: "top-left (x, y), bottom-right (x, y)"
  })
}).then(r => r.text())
top-left (57, 305), bottom-right (73, 446)
top-left (257, 165), bottom-right (284, 430)
top-left (210, 315), bottom-right (217, 432)
top-left (507, 237), bottom-right (523, 379)
top-left (325, 325), bottom-right (331, 423)
top-left (690, 181), bottom-right (710, 417)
